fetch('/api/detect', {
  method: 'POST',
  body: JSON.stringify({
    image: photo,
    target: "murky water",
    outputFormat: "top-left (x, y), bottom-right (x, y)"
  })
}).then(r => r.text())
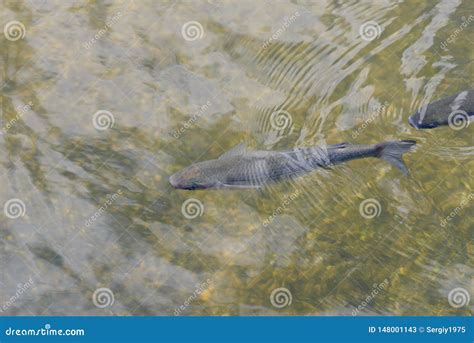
top-left (1, 0), bottom-right (472, 316)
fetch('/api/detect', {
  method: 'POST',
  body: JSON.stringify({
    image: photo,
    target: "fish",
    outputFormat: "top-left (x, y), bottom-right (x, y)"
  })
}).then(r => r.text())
top-left (169, 140), bottom-right (416, 190)
top-left (408, 89), bottom-right (474, 129)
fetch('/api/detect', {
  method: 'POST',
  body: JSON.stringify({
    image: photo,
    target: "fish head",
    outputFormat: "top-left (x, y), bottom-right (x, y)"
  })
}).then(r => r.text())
top-left (408, 108), bottom-right (445, 129)
top-left (169, 162), bottom-right (219, 190)
top-left (409, 90), bottom-right (473, 129)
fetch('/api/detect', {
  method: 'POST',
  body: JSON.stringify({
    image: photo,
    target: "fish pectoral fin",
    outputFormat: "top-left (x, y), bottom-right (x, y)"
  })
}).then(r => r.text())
top-left (218, 142), bottom-right (248, 160)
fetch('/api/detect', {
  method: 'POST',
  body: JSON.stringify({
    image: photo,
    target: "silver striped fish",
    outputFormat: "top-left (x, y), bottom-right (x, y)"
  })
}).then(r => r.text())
top-left (169, 140), bottom-right (416, 190)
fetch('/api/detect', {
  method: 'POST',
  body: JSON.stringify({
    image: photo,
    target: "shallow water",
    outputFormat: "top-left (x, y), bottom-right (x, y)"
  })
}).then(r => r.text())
top-left (1, 0), bottom-right (473, 316)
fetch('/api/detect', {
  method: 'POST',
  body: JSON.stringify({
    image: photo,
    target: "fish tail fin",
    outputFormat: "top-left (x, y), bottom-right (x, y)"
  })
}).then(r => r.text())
top-left (375, 140), bottom-right (416, 175)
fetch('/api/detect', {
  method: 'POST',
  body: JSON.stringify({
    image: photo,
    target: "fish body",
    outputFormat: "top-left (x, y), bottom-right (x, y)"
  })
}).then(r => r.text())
top-left (169, 140), bottom-right (416, 190)
top-left (408, 90), bottom-right (474, 129)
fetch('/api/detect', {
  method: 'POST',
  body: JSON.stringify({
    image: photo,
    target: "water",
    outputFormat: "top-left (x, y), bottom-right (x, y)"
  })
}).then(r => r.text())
top-left (1, 0), bottom-right (472, 316)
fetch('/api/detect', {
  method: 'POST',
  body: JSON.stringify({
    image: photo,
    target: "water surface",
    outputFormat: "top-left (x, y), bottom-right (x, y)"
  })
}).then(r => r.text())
top-left (1, 0), bottom-right (473, 315)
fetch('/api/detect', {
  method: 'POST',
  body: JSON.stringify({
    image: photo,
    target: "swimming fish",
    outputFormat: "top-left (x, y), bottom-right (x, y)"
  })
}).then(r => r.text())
top-left (408, 90), bottom-right (474, 129)
top-left (169, 140), bottom-right (416, 190)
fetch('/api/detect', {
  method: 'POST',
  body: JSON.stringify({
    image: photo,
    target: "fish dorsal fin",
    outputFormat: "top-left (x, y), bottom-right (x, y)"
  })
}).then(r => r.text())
top-left (218, 143), bottom-right (247, 160)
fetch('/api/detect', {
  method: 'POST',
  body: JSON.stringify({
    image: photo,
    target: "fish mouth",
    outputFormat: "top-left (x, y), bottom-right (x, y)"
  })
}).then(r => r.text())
top-left (169, 173), bottom-right (207, 190)
top-left (169, 173), bottom-right (180, 188)
top-left (408, 115), bottom-right (438, 129)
